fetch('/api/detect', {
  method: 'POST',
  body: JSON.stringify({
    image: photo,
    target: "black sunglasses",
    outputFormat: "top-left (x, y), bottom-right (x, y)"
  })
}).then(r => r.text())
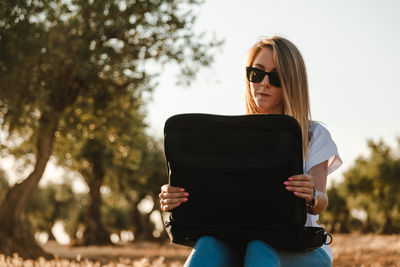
top-left (246, 67), bottom-right (281, 87)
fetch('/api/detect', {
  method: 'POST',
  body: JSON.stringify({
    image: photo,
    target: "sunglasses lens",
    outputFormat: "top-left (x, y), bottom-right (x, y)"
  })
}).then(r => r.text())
top-left (247, 68), bottom-right (265, 83)
top-left (268, 72), bottom-right (281, 87)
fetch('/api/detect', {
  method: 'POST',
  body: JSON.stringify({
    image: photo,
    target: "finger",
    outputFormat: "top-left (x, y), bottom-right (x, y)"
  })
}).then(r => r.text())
top-left (160, 192), bottom-right (189, 199)
top-left (293, 191), bottom-right (312, 202)
top-left (161, 184), bottom-right (186, 193)
top-left (162, 197), bottom-right (188, 205)
top-left (284, 180), bottom-right (313, 188)
top-left (285, 186), bottom-right (313, 194)
top-left (162, 202), bottom-right (182, 212)
top-left (289, 174), bottom-right (313, 181)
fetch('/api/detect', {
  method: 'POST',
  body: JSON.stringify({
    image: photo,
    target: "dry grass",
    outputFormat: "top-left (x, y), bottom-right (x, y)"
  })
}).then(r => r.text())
top-left (332, 234), bottom-right (400, 266)
top-left (1, 234), bottom-right (400, 266)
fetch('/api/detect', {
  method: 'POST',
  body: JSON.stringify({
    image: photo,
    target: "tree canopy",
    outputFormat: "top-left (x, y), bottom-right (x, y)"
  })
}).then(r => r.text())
top-left (320, 138), bottom-right (400, 234)
top-left (0, 0), bottom-right (222, 257)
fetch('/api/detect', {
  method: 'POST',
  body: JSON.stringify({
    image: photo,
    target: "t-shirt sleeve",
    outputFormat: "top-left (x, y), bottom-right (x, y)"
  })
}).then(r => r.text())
top-left (304, 122), bottom-right (342, 175)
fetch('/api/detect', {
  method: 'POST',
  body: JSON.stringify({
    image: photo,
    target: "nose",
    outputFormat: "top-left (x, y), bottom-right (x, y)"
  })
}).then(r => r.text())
top-left (261, 73), bottom-right (270, 87)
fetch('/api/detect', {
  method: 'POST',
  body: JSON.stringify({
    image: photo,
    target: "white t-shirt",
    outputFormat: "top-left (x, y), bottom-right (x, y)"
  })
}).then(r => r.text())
top-left (304, 121), bottom-right (342, 262)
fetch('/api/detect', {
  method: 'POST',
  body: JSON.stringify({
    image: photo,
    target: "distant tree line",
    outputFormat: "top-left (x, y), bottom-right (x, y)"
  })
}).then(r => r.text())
top-left (1, 138), bottom-right (399, 255)
top-left (320, 139), bottom-right (400, 234)
top-left (0, 139), bottom-right (168, 245)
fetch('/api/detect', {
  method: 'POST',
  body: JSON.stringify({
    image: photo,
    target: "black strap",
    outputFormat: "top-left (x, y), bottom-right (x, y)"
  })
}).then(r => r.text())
top-left (324, 233), bottom-right (333, 245)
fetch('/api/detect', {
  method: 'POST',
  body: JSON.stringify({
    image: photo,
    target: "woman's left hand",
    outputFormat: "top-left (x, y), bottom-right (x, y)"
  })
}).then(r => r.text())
top-left (283, 174), bottom-right (314, 204)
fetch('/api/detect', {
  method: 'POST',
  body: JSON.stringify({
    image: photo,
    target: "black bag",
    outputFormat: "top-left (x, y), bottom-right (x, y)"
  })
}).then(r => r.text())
top-left (163, 113), bottom-right (332, 251)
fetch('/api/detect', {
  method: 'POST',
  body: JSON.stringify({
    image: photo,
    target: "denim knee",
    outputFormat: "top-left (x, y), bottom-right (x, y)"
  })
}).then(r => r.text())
top-left (184, 236), bottom-right (241, 267)
top-left (247, 240), bottom-right (267, 250)
top-left (195, 236), bottom-right (220, 248)
top-left (245, 240), bottom-right (280, 267)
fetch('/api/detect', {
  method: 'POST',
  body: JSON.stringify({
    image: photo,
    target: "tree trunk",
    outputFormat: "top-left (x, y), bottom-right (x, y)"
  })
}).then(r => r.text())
top-left (131, 197), bottom-right (157, 242)
top-left (81, 150), bottom-right (112, 246)
top-left (381, 214), bottom-right (394, 234)
top-left (0, 111), bottom-right (59, 258)
top-left (361, 215), bottom-right (375, 233)
top-left (47, 230), bottom-right (57, 242)
top-left (339, 220), bottom-right (350, 233)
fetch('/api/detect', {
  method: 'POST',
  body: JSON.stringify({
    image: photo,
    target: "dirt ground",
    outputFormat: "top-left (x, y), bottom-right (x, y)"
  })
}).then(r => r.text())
top-left (2, 234), bottom-right (400, 266)
top-left (331, 234), bottom-right (400, 266)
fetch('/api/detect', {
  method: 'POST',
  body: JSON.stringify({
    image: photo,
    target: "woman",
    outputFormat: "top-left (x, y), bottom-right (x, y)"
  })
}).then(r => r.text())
top-left (159, 36), bottom-right (342, 266)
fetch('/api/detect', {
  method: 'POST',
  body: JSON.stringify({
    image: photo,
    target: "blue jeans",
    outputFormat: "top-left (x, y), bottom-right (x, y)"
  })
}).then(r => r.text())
top-left (183, 236), bottom-right (331, 267)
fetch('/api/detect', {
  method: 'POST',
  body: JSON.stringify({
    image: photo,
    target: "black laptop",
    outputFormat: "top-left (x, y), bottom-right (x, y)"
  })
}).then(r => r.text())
top-left (163, 114), bottom-right (326, 251)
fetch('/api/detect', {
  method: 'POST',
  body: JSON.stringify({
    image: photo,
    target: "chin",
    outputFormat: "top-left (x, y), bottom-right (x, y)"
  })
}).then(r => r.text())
top-left (256, 106), bottom-right (269, 114)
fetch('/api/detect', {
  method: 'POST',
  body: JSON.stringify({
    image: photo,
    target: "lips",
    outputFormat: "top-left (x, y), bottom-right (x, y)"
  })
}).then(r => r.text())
top-left (258, 92), bottom-right (271, 97)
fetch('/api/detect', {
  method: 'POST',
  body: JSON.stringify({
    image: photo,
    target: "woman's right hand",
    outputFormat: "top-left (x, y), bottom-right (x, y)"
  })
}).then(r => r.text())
top-left (159, 184), bottom-right (189, 212)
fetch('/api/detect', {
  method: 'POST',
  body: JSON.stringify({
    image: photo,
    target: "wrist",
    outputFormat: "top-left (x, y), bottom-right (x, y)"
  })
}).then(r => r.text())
top-left (306, 187), bottom-right (318, 209)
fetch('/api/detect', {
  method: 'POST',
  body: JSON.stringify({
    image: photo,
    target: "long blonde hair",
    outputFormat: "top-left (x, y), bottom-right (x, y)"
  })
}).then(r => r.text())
top-left (245, 36), bottom-right (311, 158)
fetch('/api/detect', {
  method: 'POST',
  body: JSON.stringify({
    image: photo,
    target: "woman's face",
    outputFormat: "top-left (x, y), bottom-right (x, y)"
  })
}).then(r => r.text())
top-left (250, 48), bottom-right (283, 114)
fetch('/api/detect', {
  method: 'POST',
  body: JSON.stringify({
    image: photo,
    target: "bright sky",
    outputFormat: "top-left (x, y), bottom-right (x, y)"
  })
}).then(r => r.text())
top-left (146, 0), bottom-right (400, 185)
